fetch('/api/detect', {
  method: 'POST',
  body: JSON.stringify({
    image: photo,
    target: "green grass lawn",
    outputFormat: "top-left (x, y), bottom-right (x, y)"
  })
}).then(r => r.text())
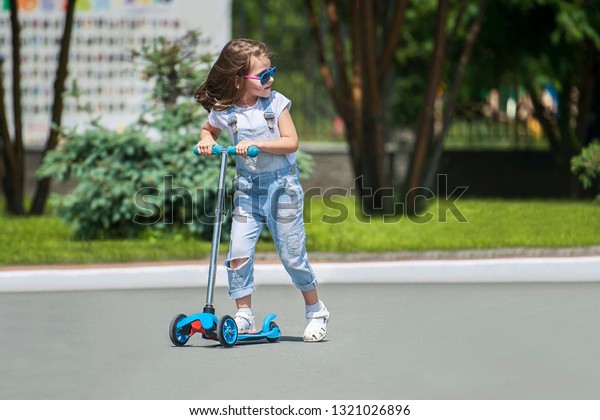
top-left (302, 198), bottom-right (600, 252)
top-left (0, 211), bottom-right (214, 266)
top-left (1, 198), bottom-right (599, 266)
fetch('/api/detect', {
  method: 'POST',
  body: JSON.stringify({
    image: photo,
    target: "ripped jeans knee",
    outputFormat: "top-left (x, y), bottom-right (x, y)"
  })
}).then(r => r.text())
top-left (225, 255), bottom-right (255, 299)
top-left (274, 228), bottom-right (317, 292)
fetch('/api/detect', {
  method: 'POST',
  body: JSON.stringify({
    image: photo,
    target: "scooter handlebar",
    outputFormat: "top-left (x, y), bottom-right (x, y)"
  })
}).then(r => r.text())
top-left (193, 145), bottom-right (259, 158)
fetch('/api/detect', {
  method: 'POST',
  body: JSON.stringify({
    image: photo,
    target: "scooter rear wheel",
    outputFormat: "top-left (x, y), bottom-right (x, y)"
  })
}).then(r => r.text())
top-left (217, 315), bottom-right (238, 348)
top-left (169, 313), bottom-right (190, 346)
top-left (267, 321), bottom-right (280, 343)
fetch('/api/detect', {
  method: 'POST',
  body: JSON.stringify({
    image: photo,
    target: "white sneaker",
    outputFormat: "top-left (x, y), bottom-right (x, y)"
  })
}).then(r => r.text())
top-left (303, 303), bottom-right (330, 342)
top-left (234, 311), bottom-right (255, 334)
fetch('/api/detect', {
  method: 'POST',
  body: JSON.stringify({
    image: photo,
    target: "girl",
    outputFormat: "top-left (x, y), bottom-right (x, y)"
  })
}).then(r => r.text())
top-left (194, 39), bottom-right (330, 342)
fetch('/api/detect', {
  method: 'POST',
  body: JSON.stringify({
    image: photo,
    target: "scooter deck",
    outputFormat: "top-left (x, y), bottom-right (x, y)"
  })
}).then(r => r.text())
top-left (237, 313), bottom-right (281, 342)
top-left (237, 327), bottom-right (281, 342)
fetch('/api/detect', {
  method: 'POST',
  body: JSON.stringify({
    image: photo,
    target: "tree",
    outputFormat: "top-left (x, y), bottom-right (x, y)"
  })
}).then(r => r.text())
top-left (30, 0), bottom-right (76, 214)
top-left (305, 0), bottom-right (410, 213)
top-left (0, 0), bottom-right (76, 215)
top-left (305, 0), bottom-right (488, 214)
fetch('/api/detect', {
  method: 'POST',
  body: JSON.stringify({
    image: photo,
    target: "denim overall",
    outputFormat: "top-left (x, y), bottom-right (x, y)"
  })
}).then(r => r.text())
top-left (225, 97), bottom-right (316, 299)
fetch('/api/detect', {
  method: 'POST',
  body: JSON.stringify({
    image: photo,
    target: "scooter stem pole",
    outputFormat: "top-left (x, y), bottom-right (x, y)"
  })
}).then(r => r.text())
top-left (205, 150), bottom-right (228, 308)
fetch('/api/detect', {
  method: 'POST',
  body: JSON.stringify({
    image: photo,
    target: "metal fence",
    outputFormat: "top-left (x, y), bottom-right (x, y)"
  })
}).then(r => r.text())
top-left (445, 119), bottom-right (550, 150)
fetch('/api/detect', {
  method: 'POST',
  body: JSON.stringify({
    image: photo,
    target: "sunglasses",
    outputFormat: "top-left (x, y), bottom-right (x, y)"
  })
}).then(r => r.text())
top-left (244, 66), bottom-right (277, 86)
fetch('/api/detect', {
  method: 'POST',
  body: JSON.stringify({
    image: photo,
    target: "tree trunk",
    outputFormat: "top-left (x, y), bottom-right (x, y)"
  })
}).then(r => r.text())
top-left (30, 0), bottom-right (77, 215)
top-left (0, 1), bottom-right (25, 215)
top-left (9, 0), bottom-right (23, 172)
top-left (406, 0), bottom-right (448, 214)
top-left (423, 0), bottom-right (488, 191)
top-left (1, 58), bottom-right (25, 214)
top-left (348, 1), bottom-right (365, 180)
top-left (306, 0), bottom-right (408, 214)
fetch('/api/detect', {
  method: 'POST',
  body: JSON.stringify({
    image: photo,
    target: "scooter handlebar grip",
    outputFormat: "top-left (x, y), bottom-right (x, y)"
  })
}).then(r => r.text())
top-left (247, 146), bottom-right (260, 158)
top-left (192, 145), bottom-right (224, 156)
top-left (193, 145), bottom-right (259, 157)
top-left (192, 145), bottom-right (225, 156)
top-left (226, 145), bottom-right (259, 158)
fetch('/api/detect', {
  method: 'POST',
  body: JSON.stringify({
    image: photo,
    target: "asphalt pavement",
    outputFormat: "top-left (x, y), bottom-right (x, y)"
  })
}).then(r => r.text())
top-left (1, 277), bottom-right (599, 399)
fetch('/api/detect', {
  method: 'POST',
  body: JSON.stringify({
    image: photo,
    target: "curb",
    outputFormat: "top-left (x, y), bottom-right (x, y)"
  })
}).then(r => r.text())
top-left (1, 256), bottom-right (599, 293)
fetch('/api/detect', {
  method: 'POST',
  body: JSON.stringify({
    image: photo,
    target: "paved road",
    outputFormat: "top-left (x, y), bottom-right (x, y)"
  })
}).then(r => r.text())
top-left (1, 282), bottom-right (599, 399)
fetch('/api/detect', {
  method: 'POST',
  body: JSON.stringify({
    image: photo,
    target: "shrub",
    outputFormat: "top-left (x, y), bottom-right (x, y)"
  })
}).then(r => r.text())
top-left (37, 124), bottom-right (226, 239)
top-left (571, 140), bottom-right (600, 203)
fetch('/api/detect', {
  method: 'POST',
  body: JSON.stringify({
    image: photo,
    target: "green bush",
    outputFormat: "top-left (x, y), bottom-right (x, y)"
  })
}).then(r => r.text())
top-left (38, 32), bottom-right (313, 240)
top-left (37, 123), bottom-right (225, 239)
top-left (571, 140), bottom-right (600, 203)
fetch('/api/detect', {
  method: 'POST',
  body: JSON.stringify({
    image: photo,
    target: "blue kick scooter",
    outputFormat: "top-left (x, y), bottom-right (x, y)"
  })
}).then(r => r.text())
top-left (169, 145), bottom-right (281, 348)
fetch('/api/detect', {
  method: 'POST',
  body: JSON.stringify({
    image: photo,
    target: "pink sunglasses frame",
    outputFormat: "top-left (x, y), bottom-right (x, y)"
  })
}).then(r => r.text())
top-left (243, 66), bottom-right (277, 86)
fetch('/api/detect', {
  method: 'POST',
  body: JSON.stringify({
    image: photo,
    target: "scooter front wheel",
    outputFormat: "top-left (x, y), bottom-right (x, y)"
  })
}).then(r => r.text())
top-left (217, 315), bottom-right (238, 348)
top-left (169, 313), bottom-right (190, 346)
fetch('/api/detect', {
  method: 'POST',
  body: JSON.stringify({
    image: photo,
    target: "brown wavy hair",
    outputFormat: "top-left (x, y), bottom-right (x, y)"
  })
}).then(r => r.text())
top-left (194, 38), bottom-right (274, 112)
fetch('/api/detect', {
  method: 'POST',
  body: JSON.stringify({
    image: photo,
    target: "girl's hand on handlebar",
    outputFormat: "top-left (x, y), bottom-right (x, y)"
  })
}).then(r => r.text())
top-left (196, 139), bottom-right (217, 157)
top-left (235, 141), bottom-right (259, 158)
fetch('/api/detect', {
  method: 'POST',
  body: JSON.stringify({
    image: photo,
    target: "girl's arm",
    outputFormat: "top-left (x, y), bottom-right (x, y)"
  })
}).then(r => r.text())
top-left (196, 122), bottom-right (221, 156)
top-left (235, 108), bottom-right (299, 157)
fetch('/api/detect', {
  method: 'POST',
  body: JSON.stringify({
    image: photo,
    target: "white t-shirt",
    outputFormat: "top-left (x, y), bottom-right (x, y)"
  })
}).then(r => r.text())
top-left (207, 90), bottom-right (296, 169)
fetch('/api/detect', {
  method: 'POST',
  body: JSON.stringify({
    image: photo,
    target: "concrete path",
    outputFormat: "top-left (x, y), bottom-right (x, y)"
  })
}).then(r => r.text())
top-left (1, 256), bottom-right (599, 292)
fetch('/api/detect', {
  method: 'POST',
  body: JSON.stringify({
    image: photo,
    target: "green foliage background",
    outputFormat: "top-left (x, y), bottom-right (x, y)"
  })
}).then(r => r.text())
top-left (571, 140), bottom-right (600, 203)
